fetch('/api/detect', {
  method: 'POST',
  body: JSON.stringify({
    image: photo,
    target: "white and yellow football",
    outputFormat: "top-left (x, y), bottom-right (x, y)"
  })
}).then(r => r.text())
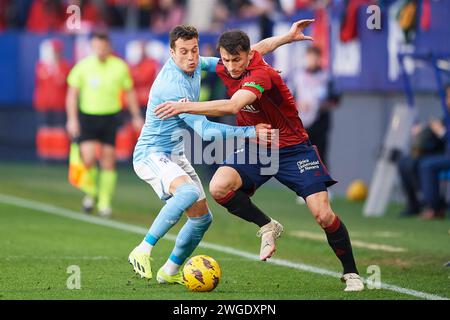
top-left (183, 255), bottom-right (221, 292)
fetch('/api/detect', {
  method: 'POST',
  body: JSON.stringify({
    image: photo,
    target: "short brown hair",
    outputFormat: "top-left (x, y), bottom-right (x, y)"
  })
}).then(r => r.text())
top-left (169, 25), bottom-right (199, 49)
top-left (217, 30), bottom-right (250, 55)
top-left (91, 30), bottom-right (110, 42)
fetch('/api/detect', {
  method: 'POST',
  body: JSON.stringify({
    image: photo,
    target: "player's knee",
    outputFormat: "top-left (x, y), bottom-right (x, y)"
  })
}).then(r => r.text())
top-left (209, 179), bottom-right (233, 200)
top-left (314, 208), bottom-right (335, 228)
top-left (174, 183), bottom-right (201, 209)
top-left (83, 158), bottom-right (97, 168)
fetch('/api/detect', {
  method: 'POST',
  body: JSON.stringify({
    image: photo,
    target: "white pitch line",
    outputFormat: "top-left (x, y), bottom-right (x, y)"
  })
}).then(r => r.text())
top-left (0, 193), bottom-right (447, 301)
top-left (289, 230), bottom-right (407, 253)
top-left (5, 255), bottom-right (116, 261)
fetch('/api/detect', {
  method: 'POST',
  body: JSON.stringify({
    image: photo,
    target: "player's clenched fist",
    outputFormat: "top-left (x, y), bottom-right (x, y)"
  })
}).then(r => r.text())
top-left (255, 123), bottom-right (276, 144)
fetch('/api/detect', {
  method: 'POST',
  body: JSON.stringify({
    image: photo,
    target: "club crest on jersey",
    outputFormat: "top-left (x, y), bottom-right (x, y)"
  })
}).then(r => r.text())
top-left (159, 157), bottom-right (169, 164)
top-left (241, 104), bottom-right (259, 113)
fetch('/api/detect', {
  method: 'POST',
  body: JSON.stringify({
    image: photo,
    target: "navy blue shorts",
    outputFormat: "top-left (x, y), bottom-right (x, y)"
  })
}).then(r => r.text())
top-left (222, 141), bottom-right (337, 199)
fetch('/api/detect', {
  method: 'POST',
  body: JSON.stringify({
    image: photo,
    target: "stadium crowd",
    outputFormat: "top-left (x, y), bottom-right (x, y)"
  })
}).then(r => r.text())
top-left (0, 0), bottom-right (391, 33)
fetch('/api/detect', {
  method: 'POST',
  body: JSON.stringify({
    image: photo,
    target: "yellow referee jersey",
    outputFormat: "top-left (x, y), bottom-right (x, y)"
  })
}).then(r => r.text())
top-left (67, 55), bottom-right (133, 115)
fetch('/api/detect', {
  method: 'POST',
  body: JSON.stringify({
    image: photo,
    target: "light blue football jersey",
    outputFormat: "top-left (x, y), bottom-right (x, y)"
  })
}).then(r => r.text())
top-left (133, 56), bottom-right (256, 162)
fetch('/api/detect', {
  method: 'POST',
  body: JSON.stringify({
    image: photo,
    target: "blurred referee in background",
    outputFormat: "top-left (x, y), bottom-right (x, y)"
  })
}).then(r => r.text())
top-left (66, 31), bottom-right (144, 217)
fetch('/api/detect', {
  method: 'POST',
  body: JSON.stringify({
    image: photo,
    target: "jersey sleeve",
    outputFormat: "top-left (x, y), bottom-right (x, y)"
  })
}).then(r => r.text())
top-left (67, 62), bottom-right (83, 88)
top-left (200, 56), bottom-right (219, 73)
top-left (241, 69), bottom-right (272, 100)
top-left (179, 113), bottom-right (256, 141)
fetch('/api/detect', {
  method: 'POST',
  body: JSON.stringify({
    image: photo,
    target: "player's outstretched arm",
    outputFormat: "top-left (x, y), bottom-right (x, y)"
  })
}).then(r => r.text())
top-left (181, 113), bottom-right (274, 143)
top-left (154, 90), bottom-right (257, 119)
top-left (251, 19), bottom-right (314, 56)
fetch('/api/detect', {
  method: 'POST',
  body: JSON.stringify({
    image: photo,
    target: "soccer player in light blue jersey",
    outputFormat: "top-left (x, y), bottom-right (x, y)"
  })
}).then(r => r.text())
top-left (128, 25), bottom-right (275, 284)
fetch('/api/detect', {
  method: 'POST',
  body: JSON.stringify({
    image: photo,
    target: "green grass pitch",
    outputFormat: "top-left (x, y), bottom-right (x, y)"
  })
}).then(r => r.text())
top-left (0, 162), bottom-right (449, 300)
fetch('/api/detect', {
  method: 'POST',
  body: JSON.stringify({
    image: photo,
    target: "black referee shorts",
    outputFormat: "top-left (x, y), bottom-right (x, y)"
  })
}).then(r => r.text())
top-left (78, 112), bottom-right (121, 146)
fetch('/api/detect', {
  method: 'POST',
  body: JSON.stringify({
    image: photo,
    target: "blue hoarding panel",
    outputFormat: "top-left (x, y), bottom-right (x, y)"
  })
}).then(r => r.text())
top-left (0, 32), bottom-right (20, 106)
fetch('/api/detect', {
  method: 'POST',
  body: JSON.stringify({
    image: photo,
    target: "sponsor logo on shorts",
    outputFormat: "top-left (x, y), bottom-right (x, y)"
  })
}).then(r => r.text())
top-left (297, 159), bottom-right (320, 174)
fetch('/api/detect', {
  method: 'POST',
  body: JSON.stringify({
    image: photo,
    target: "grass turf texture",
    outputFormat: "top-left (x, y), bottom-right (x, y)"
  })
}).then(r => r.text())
top-left (0, 162), bottom-right (449, 300)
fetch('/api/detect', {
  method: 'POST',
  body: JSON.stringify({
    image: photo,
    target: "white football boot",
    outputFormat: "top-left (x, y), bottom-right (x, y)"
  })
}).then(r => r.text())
top-left (257, 219), bottom-right (284, 261)
top-left (341, 273), bottom-right (365, 292)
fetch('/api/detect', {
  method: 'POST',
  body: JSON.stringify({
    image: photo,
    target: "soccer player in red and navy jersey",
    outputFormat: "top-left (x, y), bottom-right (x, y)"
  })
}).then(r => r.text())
top-left (155, 28), bottom-right (364, 291)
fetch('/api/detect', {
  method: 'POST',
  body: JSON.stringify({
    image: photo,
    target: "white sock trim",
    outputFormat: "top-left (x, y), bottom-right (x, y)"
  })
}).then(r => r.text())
top-left (163, 259), bottom-right (181, 275)
top-left (136, 240), bottom-right (153, 254)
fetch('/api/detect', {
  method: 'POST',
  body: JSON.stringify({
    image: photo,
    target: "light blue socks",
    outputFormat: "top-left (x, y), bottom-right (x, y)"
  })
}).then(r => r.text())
top-left (144, 183), bottom-right (200, 245)
top-left (169, 211), bottom-right (213, 265)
